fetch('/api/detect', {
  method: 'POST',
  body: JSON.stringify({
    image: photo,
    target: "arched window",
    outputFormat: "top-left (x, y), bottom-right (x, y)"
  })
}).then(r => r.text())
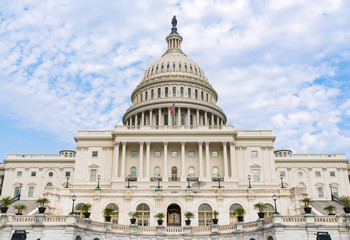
top-left (172, 167), bottom-right (177, 181)
top-left (198, 204), bottom-right (212, 226)
top-left (188, 88), bottom-right (191, 98)
top-left (298, 182), bottom-right (306, 187)
top-left (106, 203), bottom-right (119, 224)
top-left (181, 114), bottom-right (185, 126)
top-left (136, 204), bottom-right (150, 226)
top-left (130, 167), bottom-right (136, 178)
top-left (229, 204), bottom-right (243, 224)
top-left (164, 114), bottom-right (168, 126)
top-left (201, 91), bottom-right (204, 100)
top-left (206, 93), bottom-right (208, 101)
top-left (264, 204), bottom-right (274, 218)
top-left (154, 167), bottom-right (160, 177)
top-left (140, 94), bottom-right (142, 102)
top-left (145, 91), bottom-right (148, 100)
top-left (74, 203), bottom-right (84, 218)
top-left (212, 167), bottom-right (219, 178)
top-left (188, 167), bottom-right (195, 178)
top-left (158, 88), bottom-right (161, 98)
top-left (75, 236), bottom-right (82, 240)
top-left (151, 89), bottom-right (154, 99)
top-left (190, 115), bottom-right (193, 126)
top-left (165, 87), bottom-right (168, 97)
top-left (195, 89), bottom-right (198, 99)
top-left (180, 87), bottom-right (184, 97)
top-left (156, 115), bottom-right (159, 126)
top-left (173, 87), bottom-right (176, 96)
top-left (46, 182), bottom-right (53, 186)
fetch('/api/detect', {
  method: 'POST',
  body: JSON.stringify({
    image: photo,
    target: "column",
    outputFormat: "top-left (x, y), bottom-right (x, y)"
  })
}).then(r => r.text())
top-left (198, 141), bottom-right (203, 177)
top-left (216, 117), bottom-right (219, 126)
top-left (121, 142), bottom-right (127, 178)
top-left (141, 112), bottom-right (144, 126)
top-left (205, 142), bottom-right (210, 178)
top-left (113, 142), bottom-right (120, 178)
top-left (135, 114), bottom-right (138, 126)
top-left (168, 108), bottom-right (171, 126)
top-left (163, 142), bottom-right (168, 180)
top-left (196, 109), bottom-right (199, 126)
top-left (229, 142), bottom-right (237, 180)
top-left (187, 108), bottom-right (190, 126)
top-left (146, 142), bottom-right (151, 178)
top-left (139, 142), bottom-right (144, 178)
top-left (181, 142), bottom-right (185, 178)
top-left (211, 114), bottom-right (214, 126)
top-left (222, 142), bottom-right (229, 178)
top-left (177, 107), bottom-right (181, 126)
top-left (150, 109), bottom-right (153, 126)
top-left (158, 108), bottom-right (162, 126)
top-left (205, 111), bottom-right (208, 126)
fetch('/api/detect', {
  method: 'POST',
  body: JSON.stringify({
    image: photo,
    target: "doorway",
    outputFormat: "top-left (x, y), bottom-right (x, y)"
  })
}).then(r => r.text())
top-left (167, 204), bottom-right (181, 226)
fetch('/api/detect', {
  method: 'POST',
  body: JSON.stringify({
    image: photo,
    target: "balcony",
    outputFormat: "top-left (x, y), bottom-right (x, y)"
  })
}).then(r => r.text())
top-left (125, 176), bottom-right (137, 181)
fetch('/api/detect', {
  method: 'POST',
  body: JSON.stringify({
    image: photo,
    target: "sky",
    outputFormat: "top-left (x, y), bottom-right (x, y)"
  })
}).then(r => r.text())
top-left (0, 0), bottom-right (350, 161)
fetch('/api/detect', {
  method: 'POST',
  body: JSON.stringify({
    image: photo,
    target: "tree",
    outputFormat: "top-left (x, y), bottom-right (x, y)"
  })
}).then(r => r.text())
top-left (14, 204), bottom-right (27, 215)
top-left (323, 205), bottom-right (336, 215)
top-left (36, 198), bottom-right (50, 207)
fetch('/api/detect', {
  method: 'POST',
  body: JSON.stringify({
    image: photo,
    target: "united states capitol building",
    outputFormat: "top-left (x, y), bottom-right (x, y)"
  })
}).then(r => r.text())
top-left (1, 17), bottom-right (350, 240)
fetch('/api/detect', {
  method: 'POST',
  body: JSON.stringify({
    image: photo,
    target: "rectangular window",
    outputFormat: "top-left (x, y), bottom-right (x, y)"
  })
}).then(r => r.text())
top-left (17, 171), bottom-right (22, 177)
top-left (28, 187), bottom-right (34, 197)
top-left (90, 169), bottom-right (97, 181)
top-left (154, 152), bottom-right (161, 157)
top-left (131, 151), bottom-right (137, 157)
top-left (317, 187), bottom-right (324, 197)
top-left (332, 187), bottom-right (338, 197)
top-left (212, 152), bottom-right (218, 157)
top-left (330, 171), bottom-right (335, 177)
top-left (252, 170), bottom-right (260, 181)
top-left (251, 151), bottom-right (258, 157)
top-left (280, 171), bottom-right (285, 177)
top-left (65, 171), bottom-right (71, 177)
top-left (188, 151), bottom-right (194, 157)
top-left (315, 171), bottom-right (321, 177)
top-left (92, 151), bottom-right (98, 157)
top-left (171, 152), bottom-right (177, 157)
top-left (31, 171), bottom-right (36, 177)
top-left (14, 187), bottom-right (20, 197)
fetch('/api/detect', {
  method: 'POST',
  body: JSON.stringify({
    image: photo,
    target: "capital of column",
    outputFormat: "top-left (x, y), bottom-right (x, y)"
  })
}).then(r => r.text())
top-left (222, 141), bottom-right (227, 147)
top-left (139, 141), bottom-right (144, 146)
top-left (229, 141), bottom-right (235, 147)
top-left (181, 141), bottom-right (185, 146)
top-left (122, 141), bottom-right (127, 147)
top-left (163, 141), bottom-right (168, 146)
top-left (198, 141), bottom-right (203, 146)
top-left (146, 141), bottom-right (151, 147)
top-left (205, 141), bottom-right (210, 147)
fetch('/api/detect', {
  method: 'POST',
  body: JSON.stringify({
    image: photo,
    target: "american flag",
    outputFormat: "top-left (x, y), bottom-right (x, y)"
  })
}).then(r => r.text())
top-left (169, 103), bottom-right (175, 115)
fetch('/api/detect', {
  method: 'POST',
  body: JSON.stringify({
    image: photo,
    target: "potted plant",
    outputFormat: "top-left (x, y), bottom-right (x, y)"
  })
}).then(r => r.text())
top-left (0, 197), bottom-right (12, 214)
top-left (81, 203), bottom-right (92, 218)
top-left (104, 207), bottom-right (114, 222)
top-left (253, 202), bottom-right (267, 218)
top-left (36, 197), bottom-right (50, 214)
top-left (212, 210), bottom-right (219, 224)
top-left (339, 196), bottom-right (350, 213)
top-left (234, 207), bottom-right (246, 222)
top-left (184, 211), bottom-right (194, 226)
top-left (301, 197), bottom-right (312, 214)
top-left (323, 205), bottom-right (336, 215)
top-left (154, 212), bottom-right (165, 226)
top-left (128, 211), bottom-right (139, 224)
top-left (14, 204), bottom-right (27, 215)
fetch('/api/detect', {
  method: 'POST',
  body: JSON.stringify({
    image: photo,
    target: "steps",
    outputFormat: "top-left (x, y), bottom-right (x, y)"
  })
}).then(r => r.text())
top-left (311, 200), bottom-right (344, 215)
top-left (6, 200), bottom-right (38, 215)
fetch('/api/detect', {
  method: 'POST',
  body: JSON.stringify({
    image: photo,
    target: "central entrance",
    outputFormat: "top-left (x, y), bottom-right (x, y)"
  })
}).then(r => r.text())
top-left (167, 204), bottom-right (181, 226)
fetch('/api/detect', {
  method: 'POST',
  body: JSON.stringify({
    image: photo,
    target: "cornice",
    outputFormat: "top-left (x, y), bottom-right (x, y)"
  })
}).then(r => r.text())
top-left (5, 159), bottom-right (75, 163)
top-left (113, 130), bottom-right (236, 137)
top-left (236, 136), bottom-right (276, 141)
top-left (74, 136), bottom-right (113, 142)
top-left (275, 158), bottom-right (348, 163)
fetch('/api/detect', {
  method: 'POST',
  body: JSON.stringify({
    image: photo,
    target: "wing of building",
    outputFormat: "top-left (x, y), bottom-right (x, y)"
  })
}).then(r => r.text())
top-left (1, 17), bottom-right (350, 240)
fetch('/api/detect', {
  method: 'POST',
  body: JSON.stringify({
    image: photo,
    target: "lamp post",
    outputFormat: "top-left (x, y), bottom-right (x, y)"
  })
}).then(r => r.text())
top-left (248, 175), bottom-right (252, 188)
top-left (65, 176), bottom-right (70, 188)
top-left (280, 175), bottom-right (285, 188)
top-left (70, 195), bottom-right (76, 215)
top-left (273, 194), bottom-right (279, 214)
top-left (18, 183), bottom-right (23, 200)
top-left (329, 183), bottom-right (334, 201)
top-left (95, 175), bottom-right (101, 190)
top-left (187, 175), bottom-right (191, 188)
top-left (218, 175), bottom-right (222, 188)
top-left (127, 175), bottom-right (131, 188)
top-left (157, 175), bottom-right (161, 189)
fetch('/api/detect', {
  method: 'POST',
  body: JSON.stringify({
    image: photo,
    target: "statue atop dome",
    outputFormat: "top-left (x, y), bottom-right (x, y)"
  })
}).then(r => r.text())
top-left (171, 15), bottom-right (178, 34)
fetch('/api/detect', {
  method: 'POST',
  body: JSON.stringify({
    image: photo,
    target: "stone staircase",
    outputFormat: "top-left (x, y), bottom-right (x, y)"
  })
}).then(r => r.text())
top-left (310, 200), bottom-right (344, 215)
top-left (6, 200), bottom-right (38, 215)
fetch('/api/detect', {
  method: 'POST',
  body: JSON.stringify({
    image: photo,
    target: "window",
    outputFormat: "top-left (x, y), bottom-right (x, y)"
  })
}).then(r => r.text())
top-left (106, 204), bottom-right (119, 224)
top-left (188, 88), bottom-right (191, 97)
top-left (151, 89), bottom-right (154, 99)
top-left (252, 169), bottom-right (260, 181)
top-left (198, 204), bottom-right (212, 226)
top-left (206, 93), bottom-right (209, 101)
top-left (298, 171), bottom-right (303, 177)
top-left (28, 187), bottom-right (34, 197)
top-left (264, 204), bottom-right (274, 218)
top-left (136, 204), bottom-right (150, 226)
top-left (92, 151), bottom-right (98, 157)
top-left (90, 169), bottom-right (97, 181)
top-left (212, 152), bottom-right (218, 157)
top-left (180, 87), bottom-right (184, 97)
top-left (164, 114), bottom-right (168, 126)
top-left (47, 182), bottom-right (53, 186)
top-left (181, 114), bottom-right (185, 125)
top-left (330, 171), bottom-right (335, 177)
top-left (158, 88), bottom-right (161, 98)
top-left (171, 166), bottom-right (177, 180)
top-left (75, 204), bottom-right (84, 218)
top-left (251, 151), bottom-right (258, 157)
top-left (140, 94), bottom-right (142, 102)
top-left (173, 87), bottom-right (176, 96)
top-left (154, 167), bottom-right (160, 177)
top-left (131, 151), bottom-right (137, 157)
top-left (17, 171), bottom-right (22, 177)
top-left (48, 172), bottom-right (53, 177)
top-left (188, 167), bottom-right (195, 178)
top-left (14, 187), bottom-right (20, 197)
top-left (165, 87), bottom-right (168, 97)
top-left (315, 171), bottom-right (321, 177)
top-left (188, 151), bottom-right (194, 157)
top-left (66, 172), bottom-right (71, 177)
top-left (171, 152), bottom-right (177, 157)
top-left (332, 187), bottom-right (338, 197)
top-left (190, 115), bottom-right (193, 126)
top-left (31, 171), bottom-right (36, 177)
top-left (201, 91), bottom-right (204, 100)
top-left (298, 182), bottom-right (306, 187)
top-left (195, 89), bottom-right (198, 99)
top-left (317, 187), bottom-right (324, 197)
top-left (145, 91), bottom-right (148, 100)
top-left (212, 167), bottom-right (219, 178)
top-left (229, 204), bottom-right (243, 224)
top-left (280, 171), bottom-right (285, 177)
top-left (155, 151), bottom-right (161, 157)
top-left (130, 167), bottom-right (136, 177)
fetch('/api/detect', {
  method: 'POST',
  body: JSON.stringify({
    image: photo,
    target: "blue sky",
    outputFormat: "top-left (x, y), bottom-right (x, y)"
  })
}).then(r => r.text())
top-left (0, 0), bottom-right (350, 160)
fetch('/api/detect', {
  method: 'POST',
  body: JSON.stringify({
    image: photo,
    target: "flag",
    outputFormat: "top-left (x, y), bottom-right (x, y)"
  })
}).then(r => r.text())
top-left (169, 103), bottom-right (175, 115)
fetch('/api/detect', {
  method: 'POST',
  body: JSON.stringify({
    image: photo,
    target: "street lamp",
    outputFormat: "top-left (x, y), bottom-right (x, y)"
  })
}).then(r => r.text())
top-left (187, 175), bottom-right (191, 188)
top-left (95, 175), bottom-right (101, 190)
top-left (218, 175), bottom-right (222, 188)
top-left (248, 175), bottom-right (252, 188)
top-left (273, 194), bottom-right (279, 214)
top-left (329, 183), bottom-right (334, 201)
top-left (65, 176), bottom-right (70, 188)
top-left (70, 195), bottom-right (76, 215)
top-left (18, 183), bottom-right (23, 200)
top-left (127, 175), bottom-right (131, 188)
top-left (157, 175), bottom-right (161, 189)
top-left (280, 175), bottom-right (285, 188)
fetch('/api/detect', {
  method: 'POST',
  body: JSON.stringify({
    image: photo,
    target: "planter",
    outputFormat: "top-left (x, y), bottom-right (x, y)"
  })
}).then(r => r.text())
top-left (328, 213), bottom-right (335, 215)
top-left (304, 207), bottom-right (312, 214)
top-left (83, 212), bottom-right (91, 218)
top-left (0, 207), bottom-right (8, 214)
top-left (344, 207), bottom-right (350, 214)
top-left (185, 220), bottom-right (191, 225)
top-left (237, 216), bottom-right (244, 222)
top-left (212, 218), bottom-right (218, 224)
top-left (130, 218), bottom-right (137, 224)
top-left (257, 212), bottom-right (265, 218)
top-left (15, 213), bottom-right (23, 215)
top-left (38, 207), bottom-right (46, 214)
top-left (105, 216), bottom-right (111, 222)
top-left (157, 219), bottom-right (163, 225)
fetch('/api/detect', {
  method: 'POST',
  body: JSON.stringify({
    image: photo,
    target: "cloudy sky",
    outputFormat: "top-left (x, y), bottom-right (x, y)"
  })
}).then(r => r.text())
top-left (0, 0), bottom-right (350, 160)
